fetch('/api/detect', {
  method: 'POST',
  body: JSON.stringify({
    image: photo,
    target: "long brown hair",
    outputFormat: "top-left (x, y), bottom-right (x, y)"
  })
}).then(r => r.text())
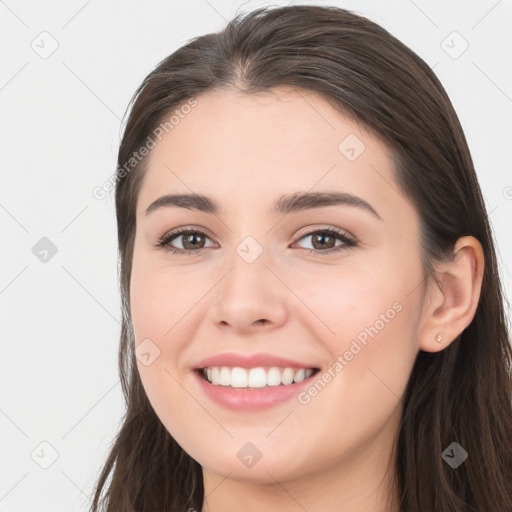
top-left (90, 6), bottom-right (512, 511)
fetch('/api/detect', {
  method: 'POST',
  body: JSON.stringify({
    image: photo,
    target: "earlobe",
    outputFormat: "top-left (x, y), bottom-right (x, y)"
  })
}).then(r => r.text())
top-left (418, 236), bottom-right (484, 353)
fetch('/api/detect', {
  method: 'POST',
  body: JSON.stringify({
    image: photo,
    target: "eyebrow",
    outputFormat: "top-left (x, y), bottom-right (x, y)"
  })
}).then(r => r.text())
top-left (144, 191), bottom-right (382, 220)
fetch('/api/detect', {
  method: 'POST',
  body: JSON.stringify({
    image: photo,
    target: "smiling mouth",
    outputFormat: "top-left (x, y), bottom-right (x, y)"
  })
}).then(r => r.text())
top-left (196, 366), bottom-right (321, 388)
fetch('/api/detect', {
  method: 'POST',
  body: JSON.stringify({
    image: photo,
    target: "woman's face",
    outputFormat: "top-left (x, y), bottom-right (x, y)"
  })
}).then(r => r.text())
top-left (130, 86), bottom-right (426, 486)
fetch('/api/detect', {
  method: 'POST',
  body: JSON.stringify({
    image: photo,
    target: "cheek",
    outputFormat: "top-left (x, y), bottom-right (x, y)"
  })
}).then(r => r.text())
top-left (289, 271), bottom-right (420, 467)
top-left (130, 261), bottom-right (199, 344)
top-left (130, 263), bottom-right (204, 444)
top-left (129, 261), bottom-right (193, 386)
top-left (298, 254), bottom-right (422, 399)
top-left (296, 260), bottom-right (417, 346)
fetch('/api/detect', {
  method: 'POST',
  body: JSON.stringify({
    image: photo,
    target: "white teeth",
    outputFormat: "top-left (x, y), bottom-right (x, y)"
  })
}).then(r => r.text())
top-left (266, 367), bottom-right (282, 386)
top-left (231, 367), bottom-right (248, 388)
top-left (202, 366), bottom-right (316, 388)
top-left (219, 367), bottom-right (231, 386)
top-left (293, 368), bottom-right (306, 383)
top-left (281, 368), bottom-right (294, 385)
top-left (248, 367), bottom-right (267, 388)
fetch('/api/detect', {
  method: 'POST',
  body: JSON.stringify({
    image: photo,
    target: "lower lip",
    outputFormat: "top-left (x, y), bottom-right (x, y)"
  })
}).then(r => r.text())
top-left (194, 370), bottom-right (317, 411)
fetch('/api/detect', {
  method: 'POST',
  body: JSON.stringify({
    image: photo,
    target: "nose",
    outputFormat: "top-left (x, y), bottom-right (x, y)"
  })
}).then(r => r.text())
top-left (207, 248), bottom-right (289, 334)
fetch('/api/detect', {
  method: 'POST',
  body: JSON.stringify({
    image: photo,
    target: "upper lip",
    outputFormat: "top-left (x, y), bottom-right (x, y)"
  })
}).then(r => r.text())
top-left (194, 352), bottom-right (319, 370)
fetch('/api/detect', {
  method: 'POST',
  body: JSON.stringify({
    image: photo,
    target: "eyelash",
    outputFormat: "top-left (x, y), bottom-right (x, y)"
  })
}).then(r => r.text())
top-left (154, 226), bottom-right (358, 256)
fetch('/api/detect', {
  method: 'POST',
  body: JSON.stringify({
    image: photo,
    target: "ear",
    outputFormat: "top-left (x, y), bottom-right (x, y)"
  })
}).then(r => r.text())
top-left (418, 236), bottom-right (485, 353)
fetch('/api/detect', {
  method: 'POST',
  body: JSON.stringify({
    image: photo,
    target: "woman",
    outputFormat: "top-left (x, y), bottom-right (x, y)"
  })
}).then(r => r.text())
top-left (90, 5), bottom-right (512, 511)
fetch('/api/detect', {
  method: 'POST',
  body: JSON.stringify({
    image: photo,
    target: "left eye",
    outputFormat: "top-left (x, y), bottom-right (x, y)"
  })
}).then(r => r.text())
top-left (294, 228), bottom-right (357, 253)
top-left (155, 227), bottom-right (357, 255)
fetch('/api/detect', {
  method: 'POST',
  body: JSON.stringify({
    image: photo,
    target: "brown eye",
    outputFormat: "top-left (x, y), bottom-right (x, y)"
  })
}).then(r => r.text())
top-left (154, 226), bottom-right (357, 256)
top-left (294, 228), bottom-right (357, 255)
top-left (310, 232), bottom-right (337, 250)
top-left (155, 229), bottom-right (215, 254)
top-left (180, 232), bottom-right (206, 250)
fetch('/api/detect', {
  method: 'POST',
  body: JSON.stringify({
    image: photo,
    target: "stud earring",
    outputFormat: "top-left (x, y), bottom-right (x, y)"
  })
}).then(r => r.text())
top-left (435, 333), bottom-right (443, 343)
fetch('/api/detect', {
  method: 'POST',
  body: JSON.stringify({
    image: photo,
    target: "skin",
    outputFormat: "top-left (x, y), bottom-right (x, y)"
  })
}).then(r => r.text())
top-left (130, 86), bottom-right (484, 512)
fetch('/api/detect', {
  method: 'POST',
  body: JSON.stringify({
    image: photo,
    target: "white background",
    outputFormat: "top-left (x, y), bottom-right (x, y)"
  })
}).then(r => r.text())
top-left (0, 1), bottom-right (511, 510)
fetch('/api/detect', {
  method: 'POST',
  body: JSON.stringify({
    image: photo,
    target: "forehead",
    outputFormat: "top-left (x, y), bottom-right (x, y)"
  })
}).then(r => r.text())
top-left (137, 86), bottom-right (404, 217)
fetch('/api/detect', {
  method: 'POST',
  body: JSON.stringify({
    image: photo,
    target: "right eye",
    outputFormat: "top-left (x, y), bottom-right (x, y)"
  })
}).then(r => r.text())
top-left (155, 228), bottom-right (216, 255)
